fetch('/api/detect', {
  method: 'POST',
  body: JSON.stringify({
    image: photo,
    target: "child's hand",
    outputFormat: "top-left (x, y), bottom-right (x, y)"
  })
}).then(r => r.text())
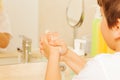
top-left (46, 32), bottom-right (68, 56)
top-left (40, 32), bottom-right (68, 59)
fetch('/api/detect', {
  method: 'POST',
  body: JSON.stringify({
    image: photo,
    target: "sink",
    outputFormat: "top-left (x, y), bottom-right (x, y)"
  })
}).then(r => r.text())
top-left (0, 62), bottom-right (47, 80)
top-left (0, 58), bottom-right (75, 80)
top-left (0, 57), bottom-right (18, 65)
top-left (0, 50), bottom-right (75, 80)
top-left (0, 50), bottom-right (46, 65)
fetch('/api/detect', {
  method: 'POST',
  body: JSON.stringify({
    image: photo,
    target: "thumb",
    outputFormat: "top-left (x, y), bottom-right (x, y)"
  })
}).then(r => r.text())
top-left (41, 34), bottom-right (49, 49)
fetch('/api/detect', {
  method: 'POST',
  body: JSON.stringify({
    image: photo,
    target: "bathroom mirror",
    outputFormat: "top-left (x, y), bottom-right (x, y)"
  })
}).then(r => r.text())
top-left (0, 0), bottom-right (96, 66)
top-left (0, 0), bottom-right (41, 65)
top-left (66, 0), bottom-right (84, 28)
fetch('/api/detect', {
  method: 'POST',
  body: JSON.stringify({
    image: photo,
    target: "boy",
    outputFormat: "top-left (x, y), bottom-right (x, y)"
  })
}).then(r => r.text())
top-left (40, 0), bottom-right (120, 80)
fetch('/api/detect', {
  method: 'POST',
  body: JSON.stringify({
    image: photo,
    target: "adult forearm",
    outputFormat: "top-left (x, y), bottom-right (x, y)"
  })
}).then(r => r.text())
top-left (0, 32), bottom-right (11, 48)
top-left (62, 49), bottom-right (86, 74)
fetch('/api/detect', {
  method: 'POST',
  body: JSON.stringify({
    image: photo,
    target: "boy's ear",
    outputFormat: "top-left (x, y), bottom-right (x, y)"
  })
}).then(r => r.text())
top-left (113, 19), bottom-right (120, 39)
top-left (114, 19), bottom-right (120, 29)
top-left (117, 19), bottom-right (120, 28)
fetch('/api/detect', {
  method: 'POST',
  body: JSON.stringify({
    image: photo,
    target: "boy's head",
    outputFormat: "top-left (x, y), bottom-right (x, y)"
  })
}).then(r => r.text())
top-left (97, 0), bottom-right (120, 28)
top-left (97, 0), bottom-right (120, 51)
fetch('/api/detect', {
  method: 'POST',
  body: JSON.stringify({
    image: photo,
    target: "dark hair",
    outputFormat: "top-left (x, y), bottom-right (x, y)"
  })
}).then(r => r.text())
top-left (97, 0), bottom-right (120, 28)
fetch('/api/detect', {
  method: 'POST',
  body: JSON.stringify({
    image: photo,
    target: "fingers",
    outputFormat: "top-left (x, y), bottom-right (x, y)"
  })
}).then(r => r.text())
top-left (49, 39), bottom-right (62, 46)
top-left (40, 32), bottom-right (68, 57)
top-left (46, 34), bottom-right (68, 55)
top-left (46, 32), bottom-right (59, 43)
top-left (40, 34), bottom-right (49, 49)
top-left (45, 32), bottom-right (63, 46)
top-left (40, 34), bottom-right (48, 53)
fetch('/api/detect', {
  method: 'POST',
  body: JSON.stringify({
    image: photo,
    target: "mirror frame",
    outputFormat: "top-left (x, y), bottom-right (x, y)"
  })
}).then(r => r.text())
top-left (66, 0), bottom-right (85, 28)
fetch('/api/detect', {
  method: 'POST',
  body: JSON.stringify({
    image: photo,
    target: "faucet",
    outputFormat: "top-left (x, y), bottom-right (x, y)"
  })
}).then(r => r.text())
top-left (22, 36), bottom-right (32, 63)
top-left (17, 35), bottom-right (32, 63)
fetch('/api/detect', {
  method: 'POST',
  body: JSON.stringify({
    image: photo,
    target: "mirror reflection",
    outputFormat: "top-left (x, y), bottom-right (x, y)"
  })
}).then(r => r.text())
top-left (0, 0), bottom-right (98, 80)
top-left (0, 0), bottom-right (41, 65)
top-left (0, 0), bottom-right (96, 66)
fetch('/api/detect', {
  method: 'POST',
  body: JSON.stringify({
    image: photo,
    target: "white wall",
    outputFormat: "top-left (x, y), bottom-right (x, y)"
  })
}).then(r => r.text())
top-left (3, 0), bottom-right (39, 50)
top-left (39, 0), bottom-right (97, 48)
top-left (76, 0), bottom-right (97, 38)
top-left (39, 0), bottom-right (73, 46)
top-left (2, 0), bottom-right (97, 52)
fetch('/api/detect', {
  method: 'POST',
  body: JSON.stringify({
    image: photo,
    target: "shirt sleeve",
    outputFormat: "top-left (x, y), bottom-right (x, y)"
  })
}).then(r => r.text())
top-left (72, 58), bottom-right (106, 80)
